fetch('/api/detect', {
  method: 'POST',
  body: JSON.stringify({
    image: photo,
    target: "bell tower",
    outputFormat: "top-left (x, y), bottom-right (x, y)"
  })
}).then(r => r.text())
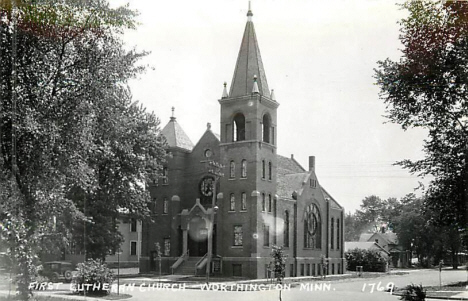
top-left (217, 3), bottom-right (279, 271)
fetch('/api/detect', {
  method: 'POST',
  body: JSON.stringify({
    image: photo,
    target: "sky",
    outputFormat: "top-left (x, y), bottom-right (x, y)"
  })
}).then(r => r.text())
top-left (112, 0), bottom-right (432, 213)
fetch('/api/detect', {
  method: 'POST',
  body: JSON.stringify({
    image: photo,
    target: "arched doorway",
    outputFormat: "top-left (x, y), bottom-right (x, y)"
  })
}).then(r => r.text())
top-left (187, 216), bottom-right (208, 256)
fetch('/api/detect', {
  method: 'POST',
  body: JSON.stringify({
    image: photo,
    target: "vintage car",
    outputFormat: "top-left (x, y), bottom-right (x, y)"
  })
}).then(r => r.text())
top-left (39, 261), bottom-right (74, 283)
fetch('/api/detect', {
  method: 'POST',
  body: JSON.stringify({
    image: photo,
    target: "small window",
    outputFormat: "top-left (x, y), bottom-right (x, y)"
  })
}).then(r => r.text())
top-left (164, 238), bottom-right (170, 256)
top-left (230, 194), bottom-right (235, 211)
top-left (230, 161), bottom-right (235, 178)
top-left (312, 263), bottom-right (316, 276)
top-left (306, 264), bottom-right (310, 276)
top-left (289, 264), bottom-right (294, 277)
top-left (300, 264), bottom-right (304, 276)
top-left (262, 193), bottom-right (266, 211)
top-left (332, 263), bottom-right (335, 275)
top-left (130, 219), bottom-right (137, 232)
top-left (263, 224), bottom-right (269, 246)
top-left (241, 192), bottom-right (247, 211)
top-left (268, 194), bottom-right (272, 212)
top-left (268, 162), bottom-right (272, 180)
top-left (162, 167), bottom-right (168, 184)
top-left (241, 160), bottom-right (247, 178)
top-left (233, 225), bottom-right (243, 246)
top-left (262, 160), bottom-right (266, 179)
top-left (163, 198), bottom-right (169, 214)
top-left (130, 241), bottom-right (137, 256)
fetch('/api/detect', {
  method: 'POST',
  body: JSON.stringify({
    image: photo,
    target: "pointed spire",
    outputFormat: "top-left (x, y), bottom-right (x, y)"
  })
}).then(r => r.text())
top-left (252, 75), bottom-right (259, 94)
top-left (247, 1), bottom-right (253, 21)
top-left (270, 89), bottom-right (276, 101)
top-left (229, 3), bottom-right (270, 98)
top-left (170, 106), bottom-right (176, 121)
top-left (222, 82), bottom-right (229, 98)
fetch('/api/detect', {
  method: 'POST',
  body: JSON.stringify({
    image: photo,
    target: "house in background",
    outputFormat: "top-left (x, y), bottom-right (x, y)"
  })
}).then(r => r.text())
top-left (359, 232), bottom-right (410, 268)
top-left (344, 241), bottom-right (390, 261)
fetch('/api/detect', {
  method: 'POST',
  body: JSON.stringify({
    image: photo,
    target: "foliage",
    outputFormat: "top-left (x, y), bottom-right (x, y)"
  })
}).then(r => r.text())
top-left (270, 245), bottom-right (286, 283)
top-left (399, 284), bottom-right (426, 301)
top-left (0, 0), bottom-right (165, 299)
top-left (72, 259), bottom-right (114, 295)
top-left (345, 248), bottom-right (388, 272)
top-left (374, 0), bottom-right (467, 229)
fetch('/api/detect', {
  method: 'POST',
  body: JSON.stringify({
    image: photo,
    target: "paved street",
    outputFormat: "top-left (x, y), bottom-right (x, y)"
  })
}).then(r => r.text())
top-left (1, 268), bottom-right (466, 301)
top-left (115, 269), bottom-right (467, 301)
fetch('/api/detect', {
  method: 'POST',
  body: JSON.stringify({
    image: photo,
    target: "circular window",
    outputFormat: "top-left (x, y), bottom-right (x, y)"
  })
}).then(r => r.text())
top-left (204, 149), bottom-right (212, 158)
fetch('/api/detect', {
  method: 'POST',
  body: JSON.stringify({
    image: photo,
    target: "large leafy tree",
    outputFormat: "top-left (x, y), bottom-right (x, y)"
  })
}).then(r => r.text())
top-left (375, 0), bottom-right (467, 229)
top-left (0, 0), bottom-right (165, 299)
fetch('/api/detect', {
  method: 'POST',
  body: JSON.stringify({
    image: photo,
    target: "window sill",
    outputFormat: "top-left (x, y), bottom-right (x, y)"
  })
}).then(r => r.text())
top-left (228, 210), bottom-right (236, 213)
top-left (240, 210), bottom-right (247, 212)
top-left (228, 178), bottom-right (236, 181)
top-left (231, 246), bottom-right (243, 249)
top-left (240, 177), bottom-right (247, 180)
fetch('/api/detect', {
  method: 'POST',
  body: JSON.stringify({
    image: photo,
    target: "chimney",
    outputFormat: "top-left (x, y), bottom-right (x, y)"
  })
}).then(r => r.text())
top-left (291, 154), bottom-right (294, 159)
top-left (309, 156), bottom-right (315, 171)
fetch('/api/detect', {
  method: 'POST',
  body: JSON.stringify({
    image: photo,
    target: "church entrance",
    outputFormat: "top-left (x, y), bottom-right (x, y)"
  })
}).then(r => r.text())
top-left (187, 216), bottom-right (208, 257)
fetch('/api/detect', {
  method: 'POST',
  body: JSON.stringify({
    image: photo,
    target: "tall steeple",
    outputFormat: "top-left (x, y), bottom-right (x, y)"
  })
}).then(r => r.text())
top-left (229, 2), bottom-right (270, 98)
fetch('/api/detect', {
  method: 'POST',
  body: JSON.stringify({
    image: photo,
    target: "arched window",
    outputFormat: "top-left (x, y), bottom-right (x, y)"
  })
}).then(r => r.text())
top-left (241, 192), bottom-right (247, 211)
top-left (230, 193), bottom-right (235, 211)
top-left (337, 218), bottom-right (340, 250)
top-left (262, 160), bottom-right (265, 179)
top-left (268, 162), bottom-right (272, 180)
top-left (331, 217), bottom-right (334, 249)
top-left (303, 204), bottom-right (321, 249)
top-left (230, 160), bottom-right (235, 178)
top-left (241, 160), bottom-right (247, 178)
top-left (268, 194), bottom-right (272, 212)
top-left (233, 113), bottom-right (246, 141)
top-left (284, 211), bottom-right (290, 247)
top-left (262, 114), bottom-right (271, 143)
top-left (262, 193), bottom-right (266, 212)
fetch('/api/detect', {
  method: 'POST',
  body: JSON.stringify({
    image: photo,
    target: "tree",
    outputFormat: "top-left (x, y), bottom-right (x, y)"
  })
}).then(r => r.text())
top-left (271, 245), bottom-right (286, 301)
top-left (374, 1), bottom-right (467, 230)
top-left (0, 1), bottom-right (165, 299)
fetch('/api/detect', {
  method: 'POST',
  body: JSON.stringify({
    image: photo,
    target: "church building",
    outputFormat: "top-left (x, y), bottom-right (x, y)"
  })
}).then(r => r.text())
top-left (139, 6), bottom-right (345, 279)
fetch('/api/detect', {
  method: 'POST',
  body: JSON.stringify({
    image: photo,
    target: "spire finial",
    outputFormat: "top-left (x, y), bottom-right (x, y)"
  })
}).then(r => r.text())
top-left (222, 82), bottom-right (229, 98)
top-left (170, 107), bottom-right (176, 121)
top-left (247, 0), bottom-right (253, 20)
top-left (252, 75), bottom-right (259, 94)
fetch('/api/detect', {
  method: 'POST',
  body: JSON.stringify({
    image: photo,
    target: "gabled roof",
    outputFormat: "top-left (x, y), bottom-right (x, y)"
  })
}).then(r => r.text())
top-left (277, 155), bottom-right (305, 176)
top-left (360, 232), bottom-right (399, 245)
top-left (160, 117), bottom-right (194, 151)
top-left (229, 12), bottom-right (270, 98)
top-left (322, 187), bottom-right (343, 209)
top-left (345, 241), bottom-right (390, 255)
top-left (277, 172), bottom-right (308, 199)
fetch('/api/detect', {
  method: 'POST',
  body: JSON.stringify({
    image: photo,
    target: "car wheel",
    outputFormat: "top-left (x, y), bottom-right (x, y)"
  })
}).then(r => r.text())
top-left (64, 270), bottom-right (73, 282)
top-left (51, 272), bottom-right (59, 283)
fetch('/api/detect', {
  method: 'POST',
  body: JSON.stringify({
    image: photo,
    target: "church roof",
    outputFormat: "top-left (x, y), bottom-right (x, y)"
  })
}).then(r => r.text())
top-left (277, 172), bottom-right (308, 199)
top-left (277, 155), bottom-right (306, 176)
top-left (229, 10), bottom-right (270, 98)
top-left (160, 117), bottom-right (194, 151)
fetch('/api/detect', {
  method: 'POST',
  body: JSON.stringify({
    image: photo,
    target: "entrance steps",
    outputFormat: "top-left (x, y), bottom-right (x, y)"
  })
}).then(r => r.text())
top-left (174, 257), bottom-right (202, 275)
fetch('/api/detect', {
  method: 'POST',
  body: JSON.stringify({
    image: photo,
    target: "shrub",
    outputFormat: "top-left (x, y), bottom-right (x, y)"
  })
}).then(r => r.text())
top-left (345, 248), bottom-right (388, 272)
top-left (399, 284), bottom-right (426, 301)
top-left (72, 259), bottom-right (114, 295)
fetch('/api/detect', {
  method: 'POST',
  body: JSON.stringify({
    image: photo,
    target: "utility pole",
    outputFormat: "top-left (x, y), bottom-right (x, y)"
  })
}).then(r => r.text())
top-left (204, 160), bottom-right (224, 283)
